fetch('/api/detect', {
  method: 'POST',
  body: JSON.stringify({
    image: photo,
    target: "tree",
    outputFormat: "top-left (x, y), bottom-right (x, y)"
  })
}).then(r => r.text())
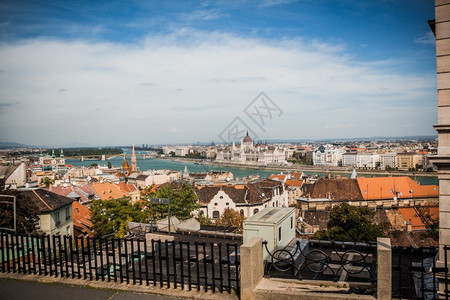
top-left (144, 182), bottom-right (200, 221)
top-left (312, 203), bottom-right (387, 243)
top-left (39, 177), bottom-right (54, 188)
top-left (416, 206), bottom-right (439, 239)
top-left (107, 161), bottom-right (112, 169)
top-left (90, 163), bottom-right (98, 167)
top-left (0, 189), bottom-right (39, 234)
top-left (90, 197), bottom-right (149, 237)
top-left (216, 208), bottom-right (244, 228)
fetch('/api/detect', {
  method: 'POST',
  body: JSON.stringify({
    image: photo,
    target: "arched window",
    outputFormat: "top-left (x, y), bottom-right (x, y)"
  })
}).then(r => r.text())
top-left (253, 208), bottom-right (259, 215)
top-left (212, 211), bottom-right (220, 219)
top-left (240, 209), bottom-right (244, 215)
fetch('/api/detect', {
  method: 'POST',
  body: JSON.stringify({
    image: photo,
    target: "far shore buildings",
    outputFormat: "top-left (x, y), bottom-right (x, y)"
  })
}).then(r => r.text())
top-left (216, 132), bottom-right (287, 165)
top-left (312, 146), bottom-right (345, 167)
top-left (38, 149), bottom-right (66, 166)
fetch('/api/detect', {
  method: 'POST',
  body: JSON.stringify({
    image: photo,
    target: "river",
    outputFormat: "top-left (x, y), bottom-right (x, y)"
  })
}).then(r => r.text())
top-left (66, 150), bottom-right (438, 186)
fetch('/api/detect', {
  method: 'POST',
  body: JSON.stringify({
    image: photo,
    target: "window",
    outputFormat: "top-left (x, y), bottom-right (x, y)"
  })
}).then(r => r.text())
top-left (220, 196), bottom-right (223, 199)
top-left (240, 209), bottom-right (244, 215)
top-left (253, 208), bottom-right (259, 215)
top-left (66, 206), bottom-right (71, 220)
top-left (55, 211), bottom-right (60, 226)
top-left (290, 216), bottom-right (293, 229)
top-left (226, 202), bottom-right (229, 206)
top-left (278, 227), bottom-right (282, 242)
top-left (214, 203), bottom-right (218, 206)
top-left (66, 226), bottom-right (71, 236)
top-left (55, 232), bottom-right (60, 246)
top-left (212, 211), bottom-right (220, 219)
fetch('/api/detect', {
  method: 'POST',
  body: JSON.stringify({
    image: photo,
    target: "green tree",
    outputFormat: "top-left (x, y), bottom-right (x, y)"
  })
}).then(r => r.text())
top-left (90, 197), bottom-right (149, 237)
top-left (39, 176), bottom-right (54, 188)
top-left (145, 182), bottom-right (200, 221)
top-left (217, 208), bottom-right (244, 229)
top-left (312, 203), bottom-right (387, 243)
top-left (0, 189), bottom-right (40, 234)
top-left (107, 161), bottom-right (112, 169)
top-left (416, 206), bottom-right (439, 239)
top-left (90, 163), bottom-right (98, 167)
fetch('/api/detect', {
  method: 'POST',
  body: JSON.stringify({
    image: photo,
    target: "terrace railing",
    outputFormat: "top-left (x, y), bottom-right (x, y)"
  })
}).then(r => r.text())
top-left (262, 239), bottom-right (378, 295)
top-left (392, 245), bottom-right (450, 300)
top-left (0, 231), bottom-right (240, 297)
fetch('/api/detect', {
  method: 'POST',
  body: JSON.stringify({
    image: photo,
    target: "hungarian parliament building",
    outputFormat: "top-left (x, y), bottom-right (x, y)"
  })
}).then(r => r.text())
top-left (215, 133), bottom-right (287, 166)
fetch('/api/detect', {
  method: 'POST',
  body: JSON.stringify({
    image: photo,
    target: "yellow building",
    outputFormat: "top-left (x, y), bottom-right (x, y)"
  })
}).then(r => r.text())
top-left (396, 153), bottom-right (422, 170)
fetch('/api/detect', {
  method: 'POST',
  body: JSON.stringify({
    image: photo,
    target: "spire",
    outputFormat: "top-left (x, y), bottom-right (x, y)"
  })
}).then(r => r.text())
top-left (119, 167), bottom-right (125, 182)
top-left (39, 149), bottom-right (43, 157)
top-left (131, 144), bottom-right (137, 172)
top-left (246, 130), bottom-right (249, 137)
top-left (60, 148), bottom-right (64, 158)
top-left (183, 166), bottom-right (189, 179)
top-left (51, 149), bottom-right (55, 158)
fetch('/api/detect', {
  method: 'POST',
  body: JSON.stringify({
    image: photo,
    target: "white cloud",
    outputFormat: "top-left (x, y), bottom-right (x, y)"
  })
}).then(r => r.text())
top-left (259, 0), bottom-right (298, 8)
top-left (0, 30), bottom-right (437, 145)
top-left (414, 31), bottom-right (436, 45)
top-left (325, 123), bottom-right (355, 129)
top-left (181, 9), bottom-right (229, 21)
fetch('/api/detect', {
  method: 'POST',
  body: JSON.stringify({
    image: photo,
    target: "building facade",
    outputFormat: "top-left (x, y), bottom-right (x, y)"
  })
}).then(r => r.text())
top-left (216, 133), bottom-right (286, 165)
top-left (195, 179), bottom-right (289, 220)
top-left (312, 146), bottom-right (344, 166)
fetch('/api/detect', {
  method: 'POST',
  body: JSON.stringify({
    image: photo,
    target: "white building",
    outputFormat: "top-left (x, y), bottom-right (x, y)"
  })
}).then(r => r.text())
top-left (128, 170), bottom-right (181, 187)
top-left (356, 153), bottom-right (380, 168)
top-left (380, 153), bottom-right (397, 170)
top-left (342, 152), bottom-right (357, 167)
top-left (216, 133), bottom-right (286, 166)
top-left (312, 146), bottom-right (344, 167)
top-left (22, 189), bottom-right (73, 245)
top-left (243, 207), bottom-right (296, 261)
top-left (343, 152), bottom-right (380, 168)
top-left (195, 179), bottom-right (289, 220)
top-left (0, 162), bottom-right (26, 189)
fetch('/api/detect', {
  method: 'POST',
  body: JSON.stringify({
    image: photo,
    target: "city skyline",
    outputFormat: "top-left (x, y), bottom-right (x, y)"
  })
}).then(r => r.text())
top-left (0, 0), bottom-right (437, 145)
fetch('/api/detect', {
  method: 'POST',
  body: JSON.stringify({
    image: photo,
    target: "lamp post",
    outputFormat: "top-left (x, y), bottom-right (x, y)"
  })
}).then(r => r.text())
top-left (150, 198), bottom-right (171, 233)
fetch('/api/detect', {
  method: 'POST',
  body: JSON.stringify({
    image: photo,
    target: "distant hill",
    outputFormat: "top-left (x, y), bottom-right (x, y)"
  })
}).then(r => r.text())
top-left (265, 135), bottom-right (438, 144)
top-left (0, 142), bottom-right (34, 148)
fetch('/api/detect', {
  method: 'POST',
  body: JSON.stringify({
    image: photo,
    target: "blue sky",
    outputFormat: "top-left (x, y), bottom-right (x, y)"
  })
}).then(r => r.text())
top-left (0, 0), bottom-right (437, 146)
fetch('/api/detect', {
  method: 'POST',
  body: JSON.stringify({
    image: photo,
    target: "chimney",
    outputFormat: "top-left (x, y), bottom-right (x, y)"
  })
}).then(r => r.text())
top-left (406, 223), bottom-right (412, 232)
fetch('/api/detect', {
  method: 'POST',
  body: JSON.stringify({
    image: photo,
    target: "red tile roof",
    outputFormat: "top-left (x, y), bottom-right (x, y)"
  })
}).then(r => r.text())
top-left (357, 177), bottom-right (438, 200)
top-left (72, 201), bottom-right (94, 238)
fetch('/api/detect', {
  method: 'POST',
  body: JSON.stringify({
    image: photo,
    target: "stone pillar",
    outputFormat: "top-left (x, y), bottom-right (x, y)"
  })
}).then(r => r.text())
top-left (240, 237), bottom-right (264, 300)
top-left (430, 1), bottom-right (450, 296)
top-left (377, 237), bottom-right (392, 300)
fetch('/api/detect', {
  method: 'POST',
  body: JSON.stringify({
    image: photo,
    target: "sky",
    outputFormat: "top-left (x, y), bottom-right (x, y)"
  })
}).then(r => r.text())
top-left (0, 0), bottom-right (437, 146)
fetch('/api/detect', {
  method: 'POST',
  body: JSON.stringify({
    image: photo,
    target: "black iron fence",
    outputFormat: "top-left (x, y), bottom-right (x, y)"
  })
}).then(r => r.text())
top-left (392, 245), bottom-right (450, 300)
top-left (263, 239), bottom-right (377, 294)
top-left (0, 232), bottom-right (240, 296)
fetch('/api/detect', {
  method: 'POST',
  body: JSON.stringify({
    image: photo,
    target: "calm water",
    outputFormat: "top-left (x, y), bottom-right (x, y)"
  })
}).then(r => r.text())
top-left (67, 151), bottom-right (438, 186)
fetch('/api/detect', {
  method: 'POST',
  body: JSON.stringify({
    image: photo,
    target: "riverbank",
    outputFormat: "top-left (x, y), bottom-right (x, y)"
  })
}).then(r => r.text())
top-left (162, 157), bottom-right (438, 178)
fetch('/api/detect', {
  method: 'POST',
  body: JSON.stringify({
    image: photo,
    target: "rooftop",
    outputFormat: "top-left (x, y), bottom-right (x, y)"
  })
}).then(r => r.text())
top-left (245, 207), bottom-right (294, 224)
